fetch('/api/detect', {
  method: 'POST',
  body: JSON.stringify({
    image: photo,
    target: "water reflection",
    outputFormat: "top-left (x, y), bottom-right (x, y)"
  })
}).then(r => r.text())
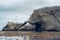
top-left (0, 36), bottom-right (29, 40)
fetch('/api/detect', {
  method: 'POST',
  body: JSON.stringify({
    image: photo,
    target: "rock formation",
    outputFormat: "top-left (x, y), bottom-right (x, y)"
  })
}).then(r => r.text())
top-left (2, 6), bottom-right (60, 31)
top-left (2, 22), bottom-right (22, 31)
top-left (29, 6), bottom-right (60, 31)
top-left (2, 22), bottom-right (35, 31)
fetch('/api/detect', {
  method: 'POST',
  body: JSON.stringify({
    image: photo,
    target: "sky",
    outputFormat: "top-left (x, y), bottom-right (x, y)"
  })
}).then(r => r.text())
top-left (0, 0), bottom-right (60, 30)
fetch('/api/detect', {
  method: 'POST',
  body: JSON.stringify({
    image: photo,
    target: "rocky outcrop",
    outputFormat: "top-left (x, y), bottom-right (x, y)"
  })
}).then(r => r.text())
top-left (2, 6), bottom-right (60, 31)
top-left (29, 6), bottom-right (60, 31)
top-left (2, 22), bottom-right (35, 31)
top-left (2, 22), bottom-right (22, 31)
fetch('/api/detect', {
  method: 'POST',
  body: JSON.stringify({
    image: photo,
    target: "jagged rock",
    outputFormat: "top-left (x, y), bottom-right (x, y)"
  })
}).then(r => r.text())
top-left (29, 6), bottom-right (60, 31)
top-left (2, 22), bottom-right (35, 31)
top-left (2, 22), bottom-right (22, 31)
top-left (2, 6), bottom-right (60, 31)
top-left (18, 24), bottom-right (35, 31)
top-left (19, 6), bottom-right (60, 32)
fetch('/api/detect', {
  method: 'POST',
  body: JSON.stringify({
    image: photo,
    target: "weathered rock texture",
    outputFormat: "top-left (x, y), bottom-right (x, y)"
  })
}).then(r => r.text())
top-left (2, 22), bottom-right (22, 31)
top-left (2, 22), bottom-right (34, 31)
top-left (29, 6), bottom-right (60, 31)
top-left (2, 6), bottom-right (60, 31)
top-left (2, 6), bottom-right (60, 40)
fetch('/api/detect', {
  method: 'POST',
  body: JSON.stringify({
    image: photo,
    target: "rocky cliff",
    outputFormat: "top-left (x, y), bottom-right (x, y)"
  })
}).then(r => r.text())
top-left (29, 6), bottom-right (60, 31)
top-left (2, 6), bottom-right (60, 31)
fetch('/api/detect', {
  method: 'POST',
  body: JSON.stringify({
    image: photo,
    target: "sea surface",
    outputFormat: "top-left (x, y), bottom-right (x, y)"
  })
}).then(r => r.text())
top-left (0, 36), bottom-right (29, 40)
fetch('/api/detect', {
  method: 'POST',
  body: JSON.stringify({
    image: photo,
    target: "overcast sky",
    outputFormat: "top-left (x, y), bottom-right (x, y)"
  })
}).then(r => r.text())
top-left (0, 0), bottom-right (60, 30)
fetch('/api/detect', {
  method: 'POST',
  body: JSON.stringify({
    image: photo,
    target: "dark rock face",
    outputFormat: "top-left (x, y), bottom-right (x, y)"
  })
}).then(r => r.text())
top-left (2, 6), bottom-right (60, 31)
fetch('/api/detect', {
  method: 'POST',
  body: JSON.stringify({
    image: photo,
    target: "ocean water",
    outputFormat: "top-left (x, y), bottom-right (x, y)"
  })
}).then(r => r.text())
top-left (0, 36), bottom-right (29, 40)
